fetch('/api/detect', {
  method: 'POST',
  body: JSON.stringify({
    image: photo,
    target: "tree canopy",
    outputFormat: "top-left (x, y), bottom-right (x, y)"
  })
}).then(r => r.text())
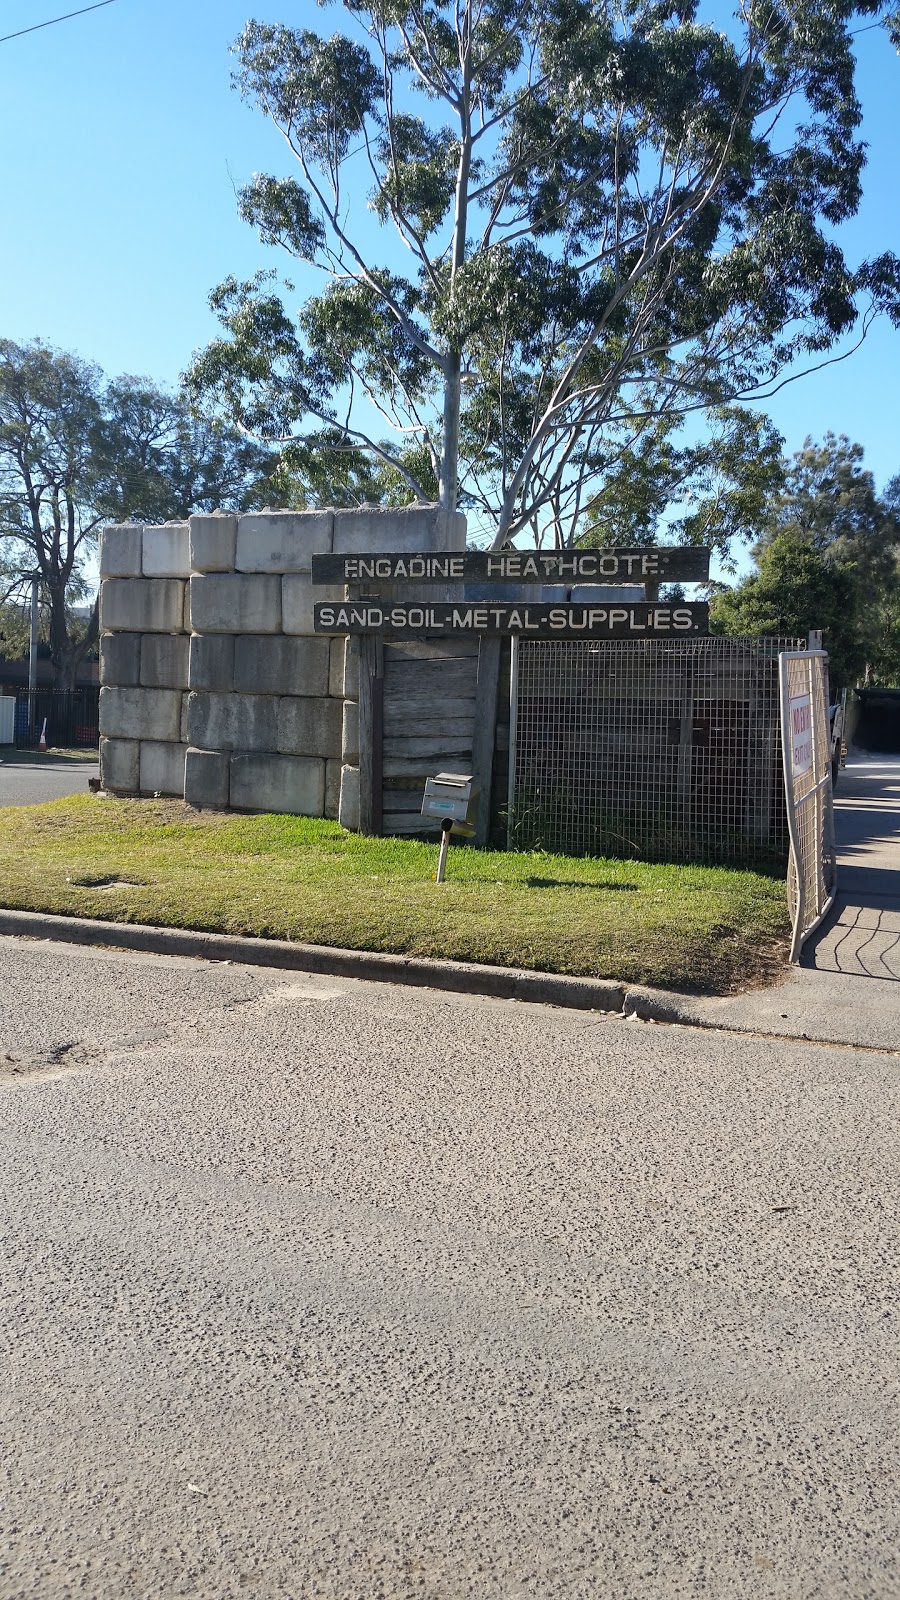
top-left (188, 0), bottom-right (900, 551)
top-left (711, 434), bottom-right (900, 684)
top-left (0, 339), bottom-right (274, 689)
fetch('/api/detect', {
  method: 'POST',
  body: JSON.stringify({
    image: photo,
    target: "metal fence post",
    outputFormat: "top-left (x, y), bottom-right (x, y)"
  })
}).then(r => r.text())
top-left (506, 635), bottom-right (519, 851)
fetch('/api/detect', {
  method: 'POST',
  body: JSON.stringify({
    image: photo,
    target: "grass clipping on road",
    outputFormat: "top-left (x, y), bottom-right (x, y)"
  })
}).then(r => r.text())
top-left (0, 795), bottom-right (789, 994)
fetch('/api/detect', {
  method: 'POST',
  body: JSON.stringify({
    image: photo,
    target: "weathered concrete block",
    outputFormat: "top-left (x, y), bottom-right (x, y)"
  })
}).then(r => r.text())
top-left (180, 696), bottom-right (189, 744)
top-left (140, 633), bottom-right (189, 689)
top-left (142, 523), bottom-right (190, 578)
top-left (189, 574), bottom-right (282, 634)
top-left (100, 632), bottom-right (141, 687)
top-left (189, 512), bottom-right (238, 573)
top-left (343, 637), bottom-right (360, 700)
top-left (338, 764), bottom-right (360, 831)
top-left (281, 573), bottom-right (344, 636)
top-left (100, 686), bottom-right (182, 743)
top-left (277, 695), bottom-right (343, 759)
top-left (184, 747), bottom-right (230, 809)
top-left (99, 525), bottom-right (143, 578)
top-left (230, 752), bottom-right (325, 816)
top-left (328, 638), bottom-right (345, 699)
top-left (341, 699), bottom-right (359, 765)
top-left (189, 634), bottom-right (235, 692)
top-left (186, 691), bottom-right (277, 753)
top-left (139, 740), bottom-right (186, 796)
top-left (100, 578), bottom-right (185, 634)
top-left (233, 635), bottom-right (330, 697)
top-left (235, 511), bottom-right (334, 573)
top-left (100, 737), bottom-right (139, 792)
top-left (325, 758), bottom-right (341, 821)
top-left (332, 506), bottom-right (467, 554)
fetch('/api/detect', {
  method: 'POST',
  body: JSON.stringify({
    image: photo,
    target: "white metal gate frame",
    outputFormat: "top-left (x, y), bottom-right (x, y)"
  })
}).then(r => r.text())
top-left (779, 649), bottom-right (837, 963)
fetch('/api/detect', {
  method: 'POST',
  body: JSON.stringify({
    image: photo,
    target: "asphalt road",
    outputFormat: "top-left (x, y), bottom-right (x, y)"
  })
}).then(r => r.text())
top-left (2, 936), bottom-right (899, 1599)
top-left (0, 754), bottom-right (98, 807)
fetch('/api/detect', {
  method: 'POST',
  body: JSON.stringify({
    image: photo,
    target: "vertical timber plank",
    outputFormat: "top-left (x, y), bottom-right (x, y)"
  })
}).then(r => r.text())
top-left (373, 635), bottom-right (384, 836)
top-left (471, 637), bottom-right (502, 848)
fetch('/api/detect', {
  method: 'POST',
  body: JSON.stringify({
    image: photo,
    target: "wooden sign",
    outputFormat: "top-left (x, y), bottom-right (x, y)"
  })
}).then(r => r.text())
top-left (310, 546), bottom-right (710, 585)
top-left (314, 601), bottom-right (709, 638)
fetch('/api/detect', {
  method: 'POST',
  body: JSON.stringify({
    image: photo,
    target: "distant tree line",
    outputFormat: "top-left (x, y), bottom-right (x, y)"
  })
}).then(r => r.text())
top-left (0, 338), bottom-right (277, 689)
top-left (710, 434), bottom-right (900, 688)
top-left (3, 349), bottom-right (898, 691)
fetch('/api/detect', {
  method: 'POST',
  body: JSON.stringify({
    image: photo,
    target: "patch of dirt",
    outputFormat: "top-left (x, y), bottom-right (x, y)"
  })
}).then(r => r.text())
top-left (65, 875), bottom-right (145, 890)
top-left (0, 1040), bottom-right (106, 1084)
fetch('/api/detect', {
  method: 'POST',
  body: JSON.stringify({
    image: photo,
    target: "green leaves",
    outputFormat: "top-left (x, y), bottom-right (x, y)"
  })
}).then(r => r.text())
top-left (713, 433), bottom-right (900, 686)
top-left (238, 177), bottom-right (326, 262)
top-left (234, 24), bottom-right (381, 165)
top-left (188, 1), bottom-right (900, 546)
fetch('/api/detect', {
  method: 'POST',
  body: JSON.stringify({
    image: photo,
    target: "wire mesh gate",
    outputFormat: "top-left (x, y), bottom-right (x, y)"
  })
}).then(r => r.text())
top-left (507, 636), bottom-right (803, 866)
top-left (779, 649), bottom-right (836, 962)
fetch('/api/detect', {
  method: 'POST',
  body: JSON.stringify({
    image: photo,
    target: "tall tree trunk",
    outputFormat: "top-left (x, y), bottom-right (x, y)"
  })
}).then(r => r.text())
top-left (46, 578), bottom-right (95, 692)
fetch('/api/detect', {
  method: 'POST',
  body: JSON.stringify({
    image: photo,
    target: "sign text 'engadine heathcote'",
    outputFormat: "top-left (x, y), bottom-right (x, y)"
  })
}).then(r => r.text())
top-left (310, 546), bottom-right (710, 586)
top-left (313, 602), bottom-right (709, 638)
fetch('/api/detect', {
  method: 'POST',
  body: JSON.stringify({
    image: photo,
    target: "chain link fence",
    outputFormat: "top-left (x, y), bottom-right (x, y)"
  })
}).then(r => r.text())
top-left (508, 636), bottom-right (804, 866)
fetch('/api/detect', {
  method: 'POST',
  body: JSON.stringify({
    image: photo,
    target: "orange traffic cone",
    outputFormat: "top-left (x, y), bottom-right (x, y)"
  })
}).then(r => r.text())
top-left (38, 718), bottom-right (48, 752)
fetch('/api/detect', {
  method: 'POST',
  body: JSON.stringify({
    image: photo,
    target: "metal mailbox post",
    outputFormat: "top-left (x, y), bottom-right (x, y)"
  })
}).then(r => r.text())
top-left (421, 772), bottom-right (478, 881)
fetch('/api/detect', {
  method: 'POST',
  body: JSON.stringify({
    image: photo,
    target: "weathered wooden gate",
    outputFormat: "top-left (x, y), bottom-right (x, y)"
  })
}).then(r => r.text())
top-left (355, 634), bottom-right (512, 845)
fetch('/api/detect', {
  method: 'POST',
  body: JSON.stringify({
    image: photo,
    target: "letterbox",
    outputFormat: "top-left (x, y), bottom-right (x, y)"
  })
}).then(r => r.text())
top-left (422, 772), bottom-right (478, 837)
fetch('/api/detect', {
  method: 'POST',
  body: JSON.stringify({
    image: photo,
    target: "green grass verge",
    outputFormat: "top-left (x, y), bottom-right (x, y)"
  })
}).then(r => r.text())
top-left (0, 795), bottom-right (790, 994)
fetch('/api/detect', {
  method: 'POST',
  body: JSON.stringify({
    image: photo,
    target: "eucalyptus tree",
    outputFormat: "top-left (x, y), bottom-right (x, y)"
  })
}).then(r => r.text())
top-left (188, 0), bottom-right (900, 552)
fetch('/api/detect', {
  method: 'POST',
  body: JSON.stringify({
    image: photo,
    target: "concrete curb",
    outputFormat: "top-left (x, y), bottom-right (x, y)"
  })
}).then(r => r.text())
top-left (621, 986), bottom-right (698, 1023)
top-left (0, 907), bottom-right (626, 1013)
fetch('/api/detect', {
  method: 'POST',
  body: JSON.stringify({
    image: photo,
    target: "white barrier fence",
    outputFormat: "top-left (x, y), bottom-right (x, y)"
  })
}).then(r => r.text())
top-left (779, 649), bottom-right (837, 962)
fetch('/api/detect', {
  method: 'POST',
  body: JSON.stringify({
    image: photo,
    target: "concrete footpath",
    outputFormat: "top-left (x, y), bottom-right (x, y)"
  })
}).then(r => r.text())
top-left (645, 755), bottom-right (900, 1050)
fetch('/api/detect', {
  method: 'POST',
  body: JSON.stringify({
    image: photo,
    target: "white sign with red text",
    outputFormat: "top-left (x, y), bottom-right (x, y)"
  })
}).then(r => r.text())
top-left (789, 691), bottom-right (813, 777)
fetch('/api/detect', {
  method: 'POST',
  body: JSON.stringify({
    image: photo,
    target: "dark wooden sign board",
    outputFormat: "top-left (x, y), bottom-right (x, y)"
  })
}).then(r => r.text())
top-left (310, 546), bottom-right (710, 586)
top-left (314, 601), bottom-right (709, 638)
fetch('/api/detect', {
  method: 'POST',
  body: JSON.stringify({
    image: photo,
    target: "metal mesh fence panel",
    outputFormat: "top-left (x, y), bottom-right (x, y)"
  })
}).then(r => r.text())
top-left (779, 650), bottom-right (836, 960)
top-left (508, 636), bottom-right (802, 865)
top-left (13, 688), bottom-right (100, 750)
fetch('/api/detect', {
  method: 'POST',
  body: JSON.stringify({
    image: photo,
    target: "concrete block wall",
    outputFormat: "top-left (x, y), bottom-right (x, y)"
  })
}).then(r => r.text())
top-left (98, 522), bottom-right (190, 796)
top-left (98, 504), bottom-right (466, 824)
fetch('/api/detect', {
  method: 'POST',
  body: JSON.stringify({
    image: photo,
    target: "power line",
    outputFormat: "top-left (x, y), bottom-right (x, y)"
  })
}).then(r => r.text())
top-left (0, 1), bottom-right (119, 46)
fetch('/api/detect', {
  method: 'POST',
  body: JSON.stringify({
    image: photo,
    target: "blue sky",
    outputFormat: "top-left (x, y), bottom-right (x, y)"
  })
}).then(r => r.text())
top-left (1, 0), bottom-right (899, 502)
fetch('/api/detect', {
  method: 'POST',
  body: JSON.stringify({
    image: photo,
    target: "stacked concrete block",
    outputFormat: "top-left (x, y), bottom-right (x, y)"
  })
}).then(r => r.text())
top-left (186, 692), bottom-right (278, 753)
top-left (232, 635), bottom-right (329, 696)
top-left (141, 523), bottom-right (190, 578)
top-left (99, 503), bottom-right (467, 824)
top-left (189, 511), bottom-right (238, 573)
top-left (98, 523), bottom-right (190, 797)
top-left (189, 574), bottom-right (282, 634)
top-left (141, 634), bottom-right (189, 689)
top-left (184, 511), bottom-right (347, 817)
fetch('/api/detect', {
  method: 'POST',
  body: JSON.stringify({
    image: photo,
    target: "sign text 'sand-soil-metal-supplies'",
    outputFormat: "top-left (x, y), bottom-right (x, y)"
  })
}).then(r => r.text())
top-left (314, 602), bottom-right (710, 638)
top-left (310, 546), bottom-right (711, 586)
